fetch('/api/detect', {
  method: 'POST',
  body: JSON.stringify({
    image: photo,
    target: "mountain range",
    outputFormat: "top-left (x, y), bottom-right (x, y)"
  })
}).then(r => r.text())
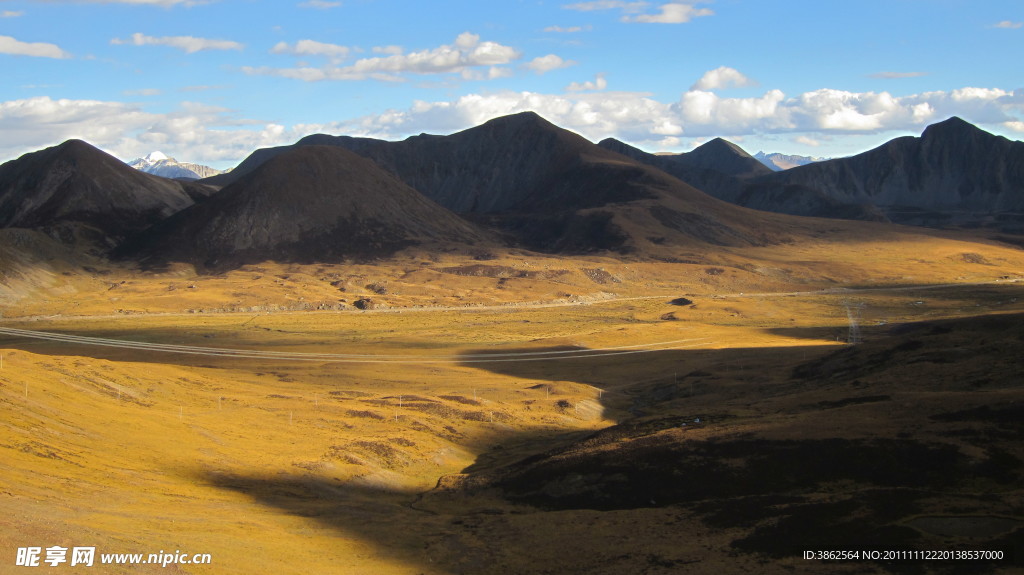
top-left (0, 113), bottom-right (1021, 268)
top-left (736, 117), bottom-right (1024, 226)
top-left (192, 112), bottom-right (794, 260)
top-left (122, 145), bottom-right (493, 269)
top-left (128, 151), bottom-right (223, 180)
top-left (754, 151), bottom-right (828, 171)
top-left (0, 140), bottom-right (216, 248)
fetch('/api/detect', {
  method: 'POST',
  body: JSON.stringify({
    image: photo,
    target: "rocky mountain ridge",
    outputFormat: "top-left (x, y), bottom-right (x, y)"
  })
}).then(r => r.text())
top-left (737, 117), bottom-right (1024, 226)
top-left (128, 151), bottom-right (224, 180)
top-left (754, 151), bottom-right (828, 171)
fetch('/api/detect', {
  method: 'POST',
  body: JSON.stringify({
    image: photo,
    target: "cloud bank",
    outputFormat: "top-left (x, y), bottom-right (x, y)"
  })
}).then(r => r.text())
top-left (2, 68), bottom-right (1021, 167)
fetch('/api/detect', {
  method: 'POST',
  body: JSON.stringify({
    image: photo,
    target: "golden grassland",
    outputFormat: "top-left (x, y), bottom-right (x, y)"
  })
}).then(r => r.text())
top-left (1, 225), bottom-right (1024, 573)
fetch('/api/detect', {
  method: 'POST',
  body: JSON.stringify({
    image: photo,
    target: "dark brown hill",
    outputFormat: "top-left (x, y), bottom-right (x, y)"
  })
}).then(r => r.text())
top-left (202, 112), bottom-right (796, 253)
top-left (599, 137), bottom-right (772, 182)
top-left (597, 136), bottom-right (771, 204)
top-left (735, 117), bottom-right (1024, 226)
top-left (122, 145), bottom-right (493, 269)
top-left (299, 111), bottom-right (657, 214)
top-left (0, 140), bottom-right (197, 246)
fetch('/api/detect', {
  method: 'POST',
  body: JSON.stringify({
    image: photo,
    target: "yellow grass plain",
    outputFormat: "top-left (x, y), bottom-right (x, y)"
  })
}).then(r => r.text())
top-left (2, 223), bottom-right (1023, 573)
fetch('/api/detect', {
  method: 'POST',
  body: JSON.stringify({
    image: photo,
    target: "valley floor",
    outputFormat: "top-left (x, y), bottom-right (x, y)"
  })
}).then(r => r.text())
top-left (2, 230), bottom-right (1023, 574)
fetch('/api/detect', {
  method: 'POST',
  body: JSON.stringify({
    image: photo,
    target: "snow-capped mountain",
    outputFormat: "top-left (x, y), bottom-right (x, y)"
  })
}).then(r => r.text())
top-left (128, 152), bottom-right (223, 180)
top-left (754, 151), bottom-right (828, 171)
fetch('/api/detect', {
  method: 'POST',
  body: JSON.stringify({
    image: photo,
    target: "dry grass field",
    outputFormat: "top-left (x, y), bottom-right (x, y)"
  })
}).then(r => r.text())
top-left (2, 225), bottom-right (1023, 574)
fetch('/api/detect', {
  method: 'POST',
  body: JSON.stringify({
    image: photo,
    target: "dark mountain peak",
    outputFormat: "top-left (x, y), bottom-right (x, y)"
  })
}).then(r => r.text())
top-left (470, 111), bottom-right (568, 139)
top-left (56, 138), bottom-right (95, 153)
top-left (126, 144), bottom-right (491, 269)
top-left (682, 137), bottom-right (773, 178)
top-left (921, 116), bottom-right (987, 141)
top-left (0, 139), bottom-right (195, 243)
top-left (691, 137), bottom-right (752, 159)
top-left (231, 144), bottom-right (388, 195)
top-left (596, 137), bottom-right (644, 156)
top-left (737, 115), bottom-right (1024, 223)
top-left (484, 110), bottom-right (547, 126)
top-left (33, 139), bottom-right (119, 168)
top-left (295, 133), bottom-right (337, 146)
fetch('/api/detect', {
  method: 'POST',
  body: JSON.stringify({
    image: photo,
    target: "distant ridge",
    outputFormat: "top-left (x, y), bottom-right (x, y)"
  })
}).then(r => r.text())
top-left (754, 151), bottom-right (827, 171)
top-left (129, 151), bottom-right (223, 180)
top-left (597, 136), bottom-right (771, 204)
top-left (736, 117), bottom-right (1024, 225)
top-left (0, 140), bottom-right (200, 246)
top-left (122, 145), bottom-right (493, 269)
top-left (7, 113), bottom-right (1019, 270)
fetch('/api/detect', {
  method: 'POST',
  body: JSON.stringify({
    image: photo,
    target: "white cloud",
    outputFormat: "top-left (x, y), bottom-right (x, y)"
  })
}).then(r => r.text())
top-left (566, 73), bottom-right (607, 92)
top-left (794, 135), bottom-right (820, 147)
top-left (124, 88), bottom-right (162, 96)
top-left (993, 20), bottom-right (1022, 29)
top-left (0, 35), bottom-right (71, 59)
top-left (180, 84), bottom-right (227, 92)
top-left (4, 81), bottom-right (1021, 169)
top-left (691, 66), bottom-right (756, 91)
top-left (544, 25), bottom-right (591, 33)
top-left (1, 11), bottom-right (24, 17)
top-left (868, 71), bottom-right (928, 79)
top-left (245, 32), bottom-right (522, 82)
top-left (951, 87), bottom-right (1009, 101)
top-left (624, 2), bottom-right (713, 23)
top-left (111, 33), bottom-right (243, 53)
top-left (271, 39), bottom-right (350, 61)
top-left (0, 97), bottom-right (153, 160)
top-left (70, 0), bottom-right (214, 4)
top-left (681, 89), bottom-right (787, 131)
top-left (563, 1), bottom-right (647, 12)
top-left (526, 54), bottom-right (576, 74)
top-left (328, 81), bottom-right (1024, 150)
top-left (373, 45), bottom-right (403, 55)
top-left (59, 0), bottom-right (213, 5)
top-left (0, 96), bottom-right (302, 167)
top-left (299, 0), bottom-right (342, 8)
top-left (564, 1), bottom-right (712, 24)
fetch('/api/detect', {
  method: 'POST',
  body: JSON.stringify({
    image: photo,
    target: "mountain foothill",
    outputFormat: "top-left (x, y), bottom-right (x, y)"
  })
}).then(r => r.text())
top-left (0, 112), bottom-right (1021, 269)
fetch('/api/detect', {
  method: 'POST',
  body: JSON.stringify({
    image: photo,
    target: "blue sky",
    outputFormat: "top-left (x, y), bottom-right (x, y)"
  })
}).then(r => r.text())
top-left (1, 0), bottom-right (1021, 168)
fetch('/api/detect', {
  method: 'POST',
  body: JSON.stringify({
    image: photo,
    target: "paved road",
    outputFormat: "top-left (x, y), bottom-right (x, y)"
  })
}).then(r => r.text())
top-left (0, 326), bottom-right (711, 364)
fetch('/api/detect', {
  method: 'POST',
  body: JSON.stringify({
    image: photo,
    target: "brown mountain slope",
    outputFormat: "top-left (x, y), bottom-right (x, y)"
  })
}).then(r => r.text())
top-left (736, 117), bottom-right (1024, 226)
top-left (598, 136), bottom-right (773, 190)
top-left (294, 111), bottom-right (658, 214)
top-left (204, 112), bottom-right (801, 254)
top-left (0, 140), bottom-right (197, 247)
top-left (122, 145), bottom-right (493, 270)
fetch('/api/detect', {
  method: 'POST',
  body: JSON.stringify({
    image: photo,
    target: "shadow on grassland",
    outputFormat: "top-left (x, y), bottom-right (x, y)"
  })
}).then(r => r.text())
top-left (194, 315), bottom-right (1024, 573)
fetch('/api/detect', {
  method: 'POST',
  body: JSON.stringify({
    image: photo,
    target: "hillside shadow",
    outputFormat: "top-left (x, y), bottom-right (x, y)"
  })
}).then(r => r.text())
top-left (9, 317), bottom-right (1024, 571)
